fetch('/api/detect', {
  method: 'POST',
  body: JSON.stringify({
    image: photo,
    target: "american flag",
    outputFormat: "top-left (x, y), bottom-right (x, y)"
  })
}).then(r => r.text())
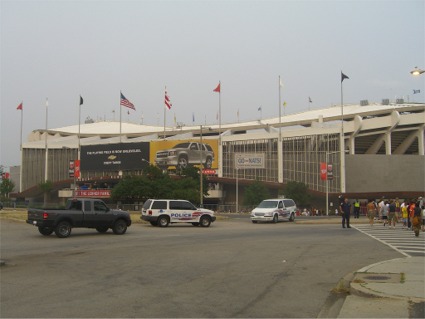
top-left (120, 92), bottom-right (135, 110)
top-left (165, 90), bottom-right (172, 109)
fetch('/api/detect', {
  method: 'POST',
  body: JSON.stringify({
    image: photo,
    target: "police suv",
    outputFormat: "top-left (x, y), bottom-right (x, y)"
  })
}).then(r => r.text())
top-left (141, 199), bottom-right (216, 227)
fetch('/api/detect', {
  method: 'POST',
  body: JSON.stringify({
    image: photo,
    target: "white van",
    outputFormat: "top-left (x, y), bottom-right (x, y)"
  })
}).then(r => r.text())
top-left (141, 199), bottom-right (216, 227)
top-left (250, 198), bottom-right (297, 223)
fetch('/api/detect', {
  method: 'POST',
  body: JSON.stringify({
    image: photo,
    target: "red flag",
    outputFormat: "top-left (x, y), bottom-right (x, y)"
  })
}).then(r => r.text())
top-left (165, 90), bottom-right (172, 109)
top-left (17, 102), bottom-right (23, 110)
top-left (213, 83), bottom-right (220, 93)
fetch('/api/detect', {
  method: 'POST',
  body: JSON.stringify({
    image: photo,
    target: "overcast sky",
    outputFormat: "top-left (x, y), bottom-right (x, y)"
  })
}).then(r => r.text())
top-left (1, 0), bottom-right (424, 168)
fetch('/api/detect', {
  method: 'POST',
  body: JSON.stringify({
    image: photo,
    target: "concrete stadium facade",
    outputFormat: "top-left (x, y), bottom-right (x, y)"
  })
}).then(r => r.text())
top-left (16, 102), bottom-right (425, 208)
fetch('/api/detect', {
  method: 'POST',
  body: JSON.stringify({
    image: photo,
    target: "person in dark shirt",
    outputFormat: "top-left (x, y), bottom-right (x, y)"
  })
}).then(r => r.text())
top-left (388, 199), bottom-right (397, 229)
top-left (340, 197), bottom-right (352, 228)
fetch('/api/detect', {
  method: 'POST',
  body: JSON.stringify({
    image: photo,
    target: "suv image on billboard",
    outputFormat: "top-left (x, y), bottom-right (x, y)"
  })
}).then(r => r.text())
top-left (250, 198), bottom-right (297, 223)
top-left (155, 142), bottom-right (214, 170)
top-left (141, 199), bottom-right (216, 227)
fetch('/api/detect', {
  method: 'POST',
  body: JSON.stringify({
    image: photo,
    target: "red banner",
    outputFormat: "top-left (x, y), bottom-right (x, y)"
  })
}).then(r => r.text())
top-left (75, 160), bottom-right (80, 178)
top-left (320, 162), bottom-right (327, 181)
top-left (75, 190), bottom-right (111, 198)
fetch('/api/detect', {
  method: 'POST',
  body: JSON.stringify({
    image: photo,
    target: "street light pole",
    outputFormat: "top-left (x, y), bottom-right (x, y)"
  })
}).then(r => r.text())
top-left (236, 168), bottom-right (239, 213)
top-left (325, 150), bottom-right (349, 215)
top-left (325, 151), bottom-right (339, 215)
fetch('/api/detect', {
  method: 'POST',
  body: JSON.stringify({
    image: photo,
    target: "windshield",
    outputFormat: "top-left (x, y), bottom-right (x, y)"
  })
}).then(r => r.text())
top-left (173, 143), bottom-right (190, 149)
top-left (257, 200), bottom-right (278, 209)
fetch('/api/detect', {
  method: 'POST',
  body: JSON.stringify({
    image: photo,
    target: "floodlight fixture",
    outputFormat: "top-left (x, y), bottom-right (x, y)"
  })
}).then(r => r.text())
top-left (410, 67), bottom-right (425, 75)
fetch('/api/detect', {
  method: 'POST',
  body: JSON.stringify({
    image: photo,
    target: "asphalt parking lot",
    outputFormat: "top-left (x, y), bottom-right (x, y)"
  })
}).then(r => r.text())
top-left (1, 217), bottom-right (401, 318)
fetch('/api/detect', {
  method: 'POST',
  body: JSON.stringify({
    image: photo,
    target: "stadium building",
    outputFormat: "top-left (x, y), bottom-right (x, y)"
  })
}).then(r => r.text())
top-left (14, 102), bottom-right (425, 211)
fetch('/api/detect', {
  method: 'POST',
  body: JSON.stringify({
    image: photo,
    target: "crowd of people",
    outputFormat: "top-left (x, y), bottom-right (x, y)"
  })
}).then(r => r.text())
top-left (339, 196), bottom-right (424, 237)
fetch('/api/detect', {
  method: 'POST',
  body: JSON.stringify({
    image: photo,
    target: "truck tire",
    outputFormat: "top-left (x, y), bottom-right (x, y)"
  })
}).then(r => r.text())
top-left (96, 226), bottom-right (109, 233)
top-left (112, 219), bottom-right (127, 235)
top-left (38, 226), bottom-right (54, 236)
top-left (272, 214), bottom-right (278, 223)
top-left (157, 216), bottom-right (169, 227)
top-left (177, 155), bottom-right (188, 170)
top-left (205, 157), bottom-right (213, 169)
top-left (55, 221), bottom-right (72, 238)
top-left (289, 213), bottom-right (295, 222)
top-left (200, 216), bottom-right (211, 227)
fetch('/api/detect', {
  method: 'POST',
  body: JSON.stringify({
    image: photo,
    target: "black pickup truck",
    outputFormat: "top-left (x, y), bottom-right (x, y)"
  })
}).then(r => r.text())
top-left (26, 198), bottom-right (131, 238)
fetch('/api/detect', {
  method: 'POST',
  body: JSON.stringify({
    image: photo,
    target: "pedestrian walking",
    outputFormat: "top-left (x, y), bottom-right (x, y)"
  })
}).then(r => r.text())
top-left (388, 199), bottom-right (397, 229)
top-left (378, 197), bottom-right (385, 220)
top-left (418, 197), bottom-right (425, 232)
top-left (340, 198), bottom-right (352, 228)
top-left (401, 200), bottom-right (408, 229)
top-left (408, 200), bottom-right (416, 230)
top-left (382, 200), bottom-right (389, 226)
top-left (395, 198), bottom-right (401, 222)
top-left (367, 199), bottom-right (377, 226)
top-left (412, 202), bottom-right (422, 237)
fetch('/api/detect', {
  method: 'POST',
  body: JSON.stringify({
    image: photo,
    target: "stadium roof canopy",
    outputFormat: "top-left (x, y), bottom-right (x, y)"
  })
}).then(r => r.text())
top-left (24, 102), bottom-right (425, 149)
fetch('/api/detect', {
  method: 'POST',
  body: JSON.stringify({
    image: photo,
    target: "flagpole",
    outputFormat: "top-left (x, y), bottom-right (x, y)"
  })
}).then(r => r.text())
top-left (278, 76), bottom-right (284, 184)
top-left (19, 102), bottom-right (23, 151)
top-left (44, 98), bottom-right (48, 182)
top-left (164, 86), bottom-right (166, 139)
top-left (341, 79), bottom-right (344, 134)
top-left (78, 96), bottom-right (81, 161)
top-left (19, 102), bottom-right (23, 193)
top-left (119, 92), bottom-right (122, 143)
top-left (278, 76), bottom-right (282, 142)
top-left (213, 81), bottom-right (222, 177)
top-left (340, 71), bottom-right (347, 193)
top-left (218, 81), bottom-right (222, 178)
top-left (218, 81), bottom-right (221, 140)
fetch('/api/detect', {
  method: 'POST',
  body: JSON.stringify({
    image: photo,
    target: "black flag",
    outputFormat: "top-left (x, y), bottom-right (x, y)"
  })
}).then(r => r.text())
top-left (341, 72), bottom-right (349, 83)
top-left (79, 95), bottom-right (84, 106)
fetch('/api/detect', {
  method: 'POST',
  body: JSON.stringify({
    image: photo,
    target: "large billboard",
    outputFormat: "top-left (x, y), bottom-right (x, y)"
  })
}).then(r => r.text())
top-left (151, 139), bottom-right (219, 170)
top-left (80, 139), bottom-right (218, 172)
top-left (81, 142), bottom-right (150, 171)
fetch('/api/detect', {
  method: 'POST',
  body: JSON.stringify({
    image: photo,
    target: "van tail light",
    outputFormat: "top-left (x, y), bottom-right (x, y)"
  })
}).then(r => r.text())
top-left (43, 212), bottom-right (49, 220)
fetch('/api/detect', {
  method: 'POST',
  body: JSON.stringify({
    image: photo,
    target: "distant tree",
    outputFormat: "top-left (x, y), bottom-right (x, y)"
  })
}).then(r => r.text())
top-left (243, 180), bottom-right (270, 207)
top-left (38, 180), bottom-right (53, 206)
top-left (179, 166), bottom-right (209, 200)
top-left (111, 165), bottom-right (206, 204)
top-left (284, 181), bottom-right (310, 207)
top-left (0, 178), bottom-right (15, 201)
